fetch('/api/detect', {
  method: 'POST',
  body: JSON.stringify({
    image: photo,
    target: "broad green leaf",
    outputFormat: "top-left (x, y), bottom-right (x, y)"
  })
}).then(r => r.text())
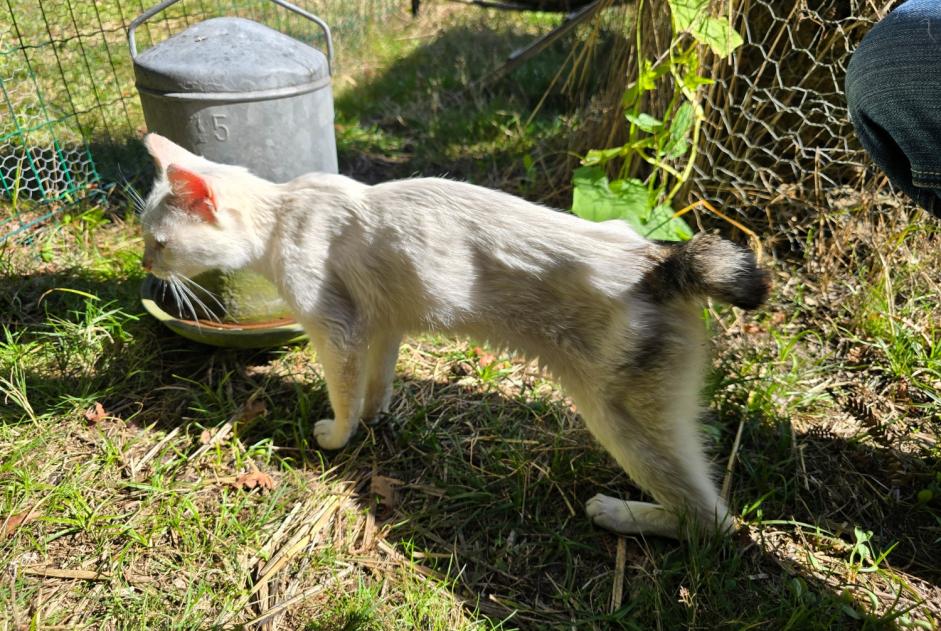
top-left (572, 166), bottom-right (624, 222)
top-left (571, 167), bottom-right (692, 241)
top-left (583, 147), bottom-right (625, 166)
top-left (698, 17), bottom-right (744, 57)
top-left (625, 113), bottom-right (664, 133)
top-left (668, 0), bottom-right (709, 32)
top-left (667, 0), bottom-right (743, 57)
top-left (609, 178), bottom-right (649, 206)
top-left (663, 102), bottom-right (694, 158)
top-left (642, 203), bottom-right (694, 241)
top-left (571, 166), bottom-right (647, 223)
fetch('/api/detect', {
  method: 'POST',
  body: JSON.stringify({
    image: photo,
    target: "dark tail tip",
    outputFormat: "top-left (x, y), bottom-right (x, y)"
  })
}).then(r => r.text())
top-left (643, 233), bottom-right (771, 310)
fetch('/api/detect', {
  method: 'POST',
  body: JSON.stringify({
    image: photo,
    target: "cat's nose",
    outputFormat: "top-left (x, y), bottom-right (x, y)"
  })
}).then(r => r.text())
top-left (142, 255), bottom-right (153, 271)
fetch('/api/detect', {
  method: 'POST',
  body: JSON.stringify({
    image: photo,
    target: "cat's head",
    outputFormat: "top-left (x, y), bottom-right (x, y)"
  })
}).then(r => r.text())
top-left (140, 133), bottom-right (261, 280)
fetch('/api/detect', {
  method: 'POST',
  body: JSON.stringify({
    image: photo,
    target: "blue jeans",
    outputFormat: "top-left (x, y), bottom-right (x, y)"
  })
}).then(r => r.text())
top-left (846, 0), bottom-right (941, 219)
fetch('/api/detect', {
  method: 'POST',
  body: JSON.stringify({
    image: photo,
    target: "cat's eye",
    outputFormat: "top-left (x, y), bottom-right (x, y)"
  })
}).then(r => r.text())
top-left (154, 239), bottom-right (167, 250)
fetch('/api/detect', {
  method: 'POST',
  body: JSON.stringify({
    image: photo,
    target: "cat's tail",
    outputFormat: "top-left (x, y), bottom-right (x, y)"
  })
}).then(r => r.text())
top-left (642, 233), bottom-right (771, 310)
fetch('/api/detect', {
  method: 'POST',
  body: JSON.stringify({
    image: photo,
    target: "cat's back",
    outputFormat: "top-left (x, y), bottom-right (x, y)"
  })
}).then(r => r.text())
top-left (367, 178), bottom-right (645, 243)
top-left (282, 172), bottom-right (367, 196)
top-left (363, 177), bottom-right (655, 299)
top-left (367, 177), bottom-right (650, 258)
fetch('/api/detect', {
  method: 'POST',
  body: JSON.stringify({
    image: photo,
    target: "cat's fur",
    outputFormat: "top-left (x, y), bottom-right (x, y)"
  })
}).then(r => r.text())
top-left (140, 133), bottom-right (770, 539)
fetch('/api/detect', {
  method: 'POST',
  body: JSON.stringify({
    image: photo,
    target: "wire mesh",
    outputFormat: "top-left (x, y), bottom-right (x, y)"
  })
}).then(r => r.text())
top-left (0, 0), bottom-right (905, 240)
top-left (0, 0), bottom-right (402, 240)
top-left (690, 0), bottom-right (897, 217)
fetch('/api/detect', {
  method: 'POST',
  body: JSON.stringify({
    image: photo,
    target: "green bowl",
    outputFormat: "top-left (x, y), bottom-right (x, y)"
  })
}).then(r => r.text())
top-left (140, 275), bottom-right (308, 349)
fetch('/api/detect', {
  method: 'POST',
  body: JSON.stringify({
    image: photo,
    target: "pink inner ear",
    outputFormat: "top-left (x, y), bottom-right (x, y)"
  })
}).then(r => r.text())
top-left (167, 164), bottom-right (216, 222)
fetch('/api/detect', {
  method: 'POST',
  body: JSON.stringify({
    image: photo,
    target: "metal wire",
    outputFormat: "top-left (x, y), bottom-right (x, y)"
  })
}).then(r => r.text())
top-left (689, 0), bottom-right (897, 218)
top-left (1, 0), bottom-right (900, 241)
top-left (0, 0), bottom-right (401, 241)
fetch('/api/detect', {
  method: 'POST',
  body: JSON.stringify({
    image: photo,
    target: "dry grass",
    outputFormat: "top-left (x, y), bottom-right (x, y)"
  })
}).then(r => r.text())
top-left (2, 188), bottom-right (939, 631)
top-left (1, 3), bottom-right (940, 630)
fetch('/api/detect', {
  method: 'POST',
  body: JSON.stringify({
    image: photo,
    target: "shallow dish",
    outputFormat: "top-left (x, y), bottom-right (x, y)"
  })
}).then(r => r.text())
top-left (140, 275), bottom-right (307, 349)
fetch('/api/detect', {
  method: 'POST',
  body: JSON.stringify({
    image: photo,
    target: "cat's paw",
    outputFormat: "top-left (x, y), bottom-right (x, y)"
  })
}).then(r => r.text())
top-left (586, 494), bottom-right (679, 538)
top-left (586, 494), bottom-right (634, 532)
top-left (314, 419), bottom-right (351, 450)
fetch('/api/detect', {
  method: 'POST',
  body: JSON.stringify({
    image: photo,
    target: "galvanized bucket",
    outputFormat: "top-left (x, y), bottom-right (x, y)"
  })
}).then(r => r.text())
top-left (128, 0), bottom-right (338, 180)
top-left (129, 0), bottom-right (337, 345)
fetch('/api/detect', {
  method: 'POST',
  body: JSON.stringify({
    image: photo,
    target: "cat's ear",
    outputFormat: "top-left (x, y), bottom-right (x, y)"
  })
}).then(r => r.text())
top-left (144, 133), bottom-right (200, 171)
top-left (167, 164), bottom-right (216, 223)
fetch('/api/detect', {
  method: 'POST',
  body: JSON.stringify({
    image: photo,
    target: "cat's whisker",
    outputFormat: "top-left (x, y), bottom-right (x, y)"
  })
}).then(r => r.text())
top-left (176, 278), bottom-right (222, 323)
top-left (176, 279), bottom-right (202, 324)
top-left (178, 275), bottom-right (227, 317)
top-left (164, 277), bottom-right (181, 316)
top-left (166, 277), bottom-right (186, 320)
top-left (121, 176), bottom-right (147, 216)
top-left (169, 275), bottom-right (200, 324)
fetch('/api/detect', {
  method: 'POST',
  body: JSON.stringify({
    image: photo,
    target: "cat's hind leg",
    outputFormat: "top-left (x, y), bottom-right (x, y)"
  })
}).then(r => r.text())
top-left (576, 380), bottom-right (732, 539)
top-left (362, 331), bottom-right (403, 420)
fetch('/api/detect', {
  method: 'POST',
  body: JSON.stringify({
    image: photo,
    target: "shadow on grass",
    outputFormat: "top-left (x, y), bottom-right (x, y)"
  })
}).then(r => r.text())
top-left (333, 18), bottom-right (613, 202)
top-left (2, 267), bottom-right (938, 628)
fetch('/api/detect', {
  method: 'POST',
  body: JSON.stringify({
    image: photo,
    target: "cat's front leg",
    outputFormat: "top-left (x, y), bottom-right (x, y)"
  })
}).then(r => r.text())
top-left (362, 331), bottom-right (403, 420)
top-left (309, 329), bottom-right (367, 450)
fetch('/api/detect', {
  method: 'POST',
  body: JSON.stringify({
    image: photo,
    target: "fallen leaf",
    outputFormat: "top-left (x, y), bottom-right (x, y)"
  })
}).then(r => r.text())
top-left (370, 475), bottom-right (403, 512)
top-left (233, 471), bottom-right (276, 493)
top-left (244, 365), bottom-right (272, 377)
top-left (771, 311), bottom-right (786, 326)
top-left (742, 323), bottom-right (763, 335)
top-left (241, 399), bottom-right (267, 421)
top-left (84, 402), bottom-right (106, 424)
top-left (1, 509), bottom-right (35, 539)
top-left (450, 361), bottom-right (471, 377)
top-left (199, 429), bottom-right (213, 445)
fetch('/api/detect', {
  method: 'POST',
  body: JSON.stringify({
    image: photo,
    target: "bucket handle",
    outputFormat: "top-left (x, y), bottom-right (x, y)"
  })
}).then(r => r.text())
top-left (128, 0), bottom-right (333, 74)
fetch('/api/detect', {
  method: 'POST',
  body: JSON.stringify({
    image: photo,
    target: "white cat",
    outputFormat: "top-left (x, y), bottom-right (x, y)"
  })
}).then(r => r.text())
top-left (140, 133), bottom-right (769, 539)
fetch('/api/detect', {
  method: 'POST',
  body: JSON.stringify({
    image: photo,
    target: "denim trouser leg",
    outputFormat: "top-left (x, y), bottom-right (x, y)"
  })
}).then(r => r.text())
top-left (845, 0), bottom-right (941, 218)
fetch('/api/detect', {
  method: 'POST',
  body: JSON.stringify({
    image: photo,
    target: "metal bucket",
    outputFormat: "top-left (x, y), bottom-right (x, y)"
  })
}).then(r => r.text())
top-left (129, 0), bottom-right (337, 341)
top-left (129, 0), bottom-right (337, 180)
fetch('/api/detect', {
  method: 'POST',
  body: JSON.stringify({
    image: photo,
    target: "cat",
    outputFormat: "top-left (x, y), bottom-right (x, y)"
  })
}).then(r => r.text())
top-left (139, 133), bottom-right (770, 539)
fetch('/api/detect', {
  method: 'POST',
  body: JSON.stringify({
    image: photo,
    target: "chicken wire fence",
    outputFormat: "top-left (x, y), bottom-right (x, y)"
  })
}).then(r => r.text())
top-left (0, 0), bottom-right (899, 241)
top-left (689, 0), bottom-right (898, 219)
top-left (0, 0), bottom-right (401, 241)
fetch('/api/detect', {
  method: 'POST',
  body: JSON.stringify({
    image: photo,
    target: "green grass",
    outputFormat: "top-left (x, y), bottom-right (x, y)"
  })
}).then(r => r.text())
top-left (2, 191), bottom-right (940, 629)
top-left (2, 3), bottom-right (941, 629)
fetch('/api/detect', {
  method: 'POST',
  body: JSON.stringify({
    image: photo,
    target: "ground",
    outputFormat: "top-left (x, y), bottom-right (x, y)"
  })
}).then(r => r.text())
top-left (1, 4), bottom-right (940, 630)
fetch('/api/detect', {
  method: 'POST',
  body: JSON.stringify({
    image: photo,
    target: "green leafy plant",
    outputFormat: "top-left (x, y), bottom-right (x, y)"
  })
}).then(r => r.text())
top-left (572, 0), bottom-right (743, 240)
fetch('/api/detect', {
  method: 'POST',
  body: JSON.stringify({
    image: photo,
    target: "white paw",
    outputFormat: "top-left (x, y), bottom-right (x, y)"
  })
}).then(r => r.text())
top-left (314, 418), bottom-right (351, 450)
top-left (586, 494), bottom-right (633, 532)
top-left (586, 494), bottom-right (679, 538)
